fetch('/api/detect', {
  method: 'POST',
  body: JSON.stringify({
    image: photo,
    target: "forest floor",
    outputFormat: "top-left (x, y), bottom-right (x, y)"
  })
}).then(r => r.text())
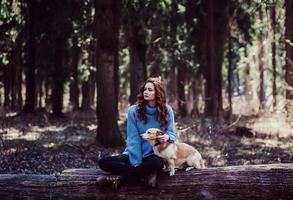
top-left (0, 108), bottom-right (292, 175)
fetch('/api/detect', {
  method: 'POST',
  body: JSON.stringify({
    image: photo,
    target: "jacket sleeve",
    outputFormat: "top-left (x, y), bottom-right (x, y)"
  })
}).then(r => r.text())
top-left (126, 107), bottom-right (142, 166)
top-left (165, 105), bottom-right (177, 143)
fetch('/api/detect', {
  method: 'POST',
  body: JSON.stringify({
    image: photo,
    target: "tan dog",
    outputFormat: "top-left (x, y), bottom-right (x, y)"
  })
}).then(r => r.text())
top-left (141, 128), bottom-right (205, 176)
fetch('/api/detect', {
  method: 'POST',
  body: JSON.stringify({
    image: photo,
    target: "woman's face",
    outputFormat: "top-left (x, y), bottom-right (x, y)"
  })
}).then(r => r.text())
top-left (143, 82), bottom-right (156, 103)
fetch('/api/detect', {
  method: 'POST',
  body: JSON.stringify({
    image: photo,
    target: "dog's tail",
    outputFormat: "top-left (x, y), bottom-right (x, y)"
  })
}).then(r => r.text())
top-left (200, 159), bottom-right (206, 168)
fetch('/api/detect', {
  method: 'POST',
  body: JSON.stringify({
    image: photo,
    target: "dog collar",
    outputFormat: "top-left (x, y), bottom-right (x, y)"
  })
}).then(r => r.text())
top-left (154, 141), bottom-right (161, 146)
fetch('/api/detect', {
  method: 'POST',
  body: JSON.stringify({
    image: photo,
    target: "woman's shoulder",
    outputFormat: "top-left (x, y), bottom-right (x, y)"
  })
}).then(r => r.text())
top-left (166, 104), bottom-right (174, 112)
top-left (128, 104), bottom-right (138, 113)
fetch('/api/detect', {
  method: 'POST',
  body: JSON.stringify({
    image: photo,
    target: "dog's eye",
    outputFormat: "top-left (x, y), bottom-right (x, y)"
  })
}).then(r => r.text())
top-left (147, 131), bottom-right (151, 134)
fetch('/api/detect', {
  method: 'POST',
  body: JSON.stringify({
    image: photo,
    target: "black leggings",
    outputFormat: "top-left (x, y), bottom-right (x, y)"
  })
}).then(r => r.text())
top-left (98, 154), bottom-right (164, 181)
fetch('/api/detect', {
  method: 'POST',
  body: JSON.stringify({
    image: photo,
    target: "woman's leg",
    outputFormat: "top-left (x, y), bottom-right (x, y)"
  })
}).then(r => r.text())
top-left (98, 154), bottom-right (132, 175)
top-left (98, 154), bottom-right (163, 185)
top-left (123, 154), bottom-right (164, 181)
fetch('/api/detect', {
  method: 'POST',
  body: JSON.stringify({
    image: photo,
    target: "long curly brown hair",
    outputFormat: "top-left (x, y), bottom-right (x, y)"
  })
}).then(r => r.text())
top-left (136, 77), bottom-right (169, 128)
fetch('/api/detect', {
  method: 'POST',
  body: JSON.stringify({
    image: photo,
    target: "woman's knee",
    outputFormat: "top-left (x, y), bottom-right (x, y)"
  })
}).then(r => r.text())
top-left (146, 155), bottom-right (164, 170)
top-left (155, 157), bottom-right (164, 169)
top-left (98, 157), bottom-right (109, 171)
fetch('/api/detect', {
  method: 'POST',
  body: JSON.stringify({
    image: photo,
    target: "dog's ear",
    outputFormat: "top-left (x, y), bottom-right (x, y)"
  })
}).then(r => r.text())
top-left (157, 130), bottom-right (165, 136)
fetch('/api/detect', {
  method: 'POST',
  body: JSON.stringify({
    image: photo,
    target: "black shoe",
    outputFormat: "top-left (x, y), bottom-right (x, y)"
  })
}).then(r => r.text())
top-left (96, 175), bottom-right (122, 190)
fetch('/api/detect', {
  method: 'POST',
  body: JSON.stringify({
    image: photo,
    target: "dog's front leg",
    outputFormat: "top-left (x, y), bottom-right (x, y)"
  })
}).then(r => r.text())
top-left (168, 160), bottom-right (176, 176)
top-left (162, 159), bottom-right (170, 172)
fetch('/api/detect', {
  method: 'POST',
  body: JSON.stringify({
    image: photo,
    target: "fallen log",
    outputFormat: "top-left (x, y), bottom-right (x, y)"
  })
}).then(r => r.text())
top-left (0, 163), bottom-right (292, 200)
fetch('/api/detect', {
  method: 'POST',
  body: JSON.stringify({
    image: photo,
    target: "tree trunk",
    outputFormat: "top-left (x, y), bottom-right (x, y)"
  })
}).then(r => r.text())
top-left (177, 65), bottom-right (187, 117)
top-left (258, 9), bottom-right (265, 111)
top-left (51, 37), bottom-right (66, 117)
top-left (95, 0), bottom-right (124, 147)
top-left (89, 40), bottom-right (96, 109)
top-left (22, 0), bottom-right (36, 113)
top-left (205, 0), bottom-right (217, 117)
top-left (200, 0), bottom-right (228, 119)
top-left (89, 71), bottom-right (96, 109)
top-left (271, 3), bottom-right (277, 110)
top-left (113, 0), bottom-right (121, 118)
top-left (38, 79), bottom-right (43, 108)
top-left (10, 53), bottom-right (17, 110)
top-left (243, 47), bottom-right (251, 103)
top-left (0, 164), bottom-right (292, 200)
top-left (81, 80), bottom-right (91, 111)
top-left (190, 78), bottom-right (200, 117)
top-left (17, 67), bottom-right (23, 109)
top-left (285, 0), bottom-right (293, 125)
top-left (3, 63), bottom-right (11, 108)
top-left (127, 1), bottom-right (147, 105)
top-left (69, 36), bottom-right (81, 110)
top-left (167, 0), bottom-right (178, 107)
top-left (44, 79), bottom-right (50, 109)
top-left (214, 0), bottom-right (229, 116)
top-left (148, 7), bottom-right (162, 78)
top-left (227, 30), bottom-right (232, 120)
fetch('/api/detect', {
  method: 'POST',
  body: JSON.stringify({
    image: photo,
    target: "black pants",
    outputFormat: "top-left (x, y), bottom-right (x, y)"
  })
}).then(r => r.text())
top-left (98, 154), bottom-right (164, 181)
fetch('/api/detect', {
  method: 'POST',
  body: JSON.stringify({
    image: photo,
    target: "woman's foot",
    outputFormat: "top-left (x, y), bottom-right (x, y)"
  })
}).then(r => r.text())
top-left (139, 171), bottom-right (158, 187)
top-left (96, 175), bottom-right (122, 190)
top-left (147, 171), bottom-right (158, 187)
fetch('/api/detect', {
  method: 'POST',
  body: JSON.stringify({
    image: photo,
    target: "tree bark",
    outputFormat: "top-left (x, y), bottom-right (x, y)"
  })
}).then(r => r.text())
top-left (167, 0), bottom-right (178, 108)
top-left (285, 0), bottom-right (293, 125)
top-left (214, 0), bottom-right (229, 116)
top-left (271, 3), bottom-right (277, 110)
top-left (10, 52), bottom-right (17, 110)
top-left (205, 0), bottom-right (217, 117)
top-left (69, 36), bottom-right (81, 111)
top-left (17, 67), bottom-right (23, 109)
top-left (177, 65), bottom-right (188, 117)
top-left (258, 9), bottom-right (265, 111)
top-left (0, 163), bottom-right (292, 200)
top-left (95, 0), bottom-right (124, 147)
top-left (51, 37), bottom-right (66, 117)
top-left (81, 80), bottom-right (91, 111)
top-left (127, 1), bottom-right (147, 105)
top-left (227, 29), bottom-right (232, 120)
top-left (113, 0), bottom-right (121, 117)
top-left (22, 0), bottom-right (36, 113)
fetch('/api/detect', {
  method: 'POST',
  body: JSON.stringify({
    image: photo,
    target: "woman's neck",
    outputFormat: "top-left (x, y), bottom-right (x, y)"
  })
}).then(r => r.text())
top-left (147, 101), bottom-right (156, 107)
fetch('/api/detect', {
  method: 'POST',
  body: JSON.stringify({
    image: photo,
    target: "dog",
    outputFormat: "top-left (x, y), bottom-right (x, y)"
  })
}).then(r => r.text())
top-left (141, 128), bottom-right (205, 176)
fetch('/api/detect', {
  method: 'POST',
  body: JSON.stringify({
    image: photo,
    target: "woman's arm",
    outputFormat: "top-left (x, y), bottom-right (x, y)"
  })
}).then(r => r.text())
top-left (164, 105), bottom-right (177, 143)
top-left (126, 106), bottom-right (143, 166)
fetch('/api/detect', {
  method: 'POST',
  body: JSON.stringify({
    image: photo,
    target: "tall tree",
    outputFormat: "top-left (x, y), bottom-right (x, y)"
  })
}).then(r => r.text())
top-left (270, 2), bottom-right (277, 110)
top-left (196, 0), bottom-right (229, 118)
top-left (95, 0), bottom-right (124, 147)
top-left (125, 1), bottom-right (148, 105)
top-left (205, 0), bottom-right (217, 117)
top-left (69, 35), bottom-right (81, 110)
top-left (22, 0), bottom-right (36, 113)
top-left (170, 1), bottom-right (187, 116)
top-left (258, 8), bottom-right (265, 111)
top-left (213, 0), bottom-right (229, 117)
top-left (167, 0), bottom-right (178, 107)
top-left (285, 0), bottom-right (293, 124)
top-left (51, 36), bottom-right (67, 117)
top-left (227, 27), bottom-right (233, 119)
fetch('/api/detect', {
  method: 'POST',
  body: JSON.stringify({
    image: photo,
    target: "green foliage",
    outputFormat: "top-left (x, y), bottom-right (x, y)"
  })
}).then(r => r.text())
top-left (0, 0), bottom-right (289, 116)
top-left (0, 0), bottom-right (23, 67)
top-left (177, 4), bottom-right (186, 14)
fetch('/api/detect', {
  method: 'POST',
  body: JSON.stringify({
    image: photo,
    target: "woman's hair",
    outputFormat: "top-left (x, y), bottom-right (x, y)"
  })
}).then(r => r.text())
top-left (137, 77), bottom-right (169, 128)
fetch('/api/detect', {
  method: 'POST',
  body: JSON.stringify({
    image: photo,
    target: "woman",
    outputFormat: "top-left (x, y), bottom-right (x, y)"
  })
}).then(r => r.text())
top-left (97, 77), bottom-right (176, 188)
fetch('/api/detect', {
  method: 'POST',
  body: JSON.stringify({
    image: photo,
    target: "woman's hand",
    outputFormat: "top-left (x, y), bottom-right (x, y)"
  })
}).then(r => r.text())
top-left (157, 134), bottom-right (170, 143)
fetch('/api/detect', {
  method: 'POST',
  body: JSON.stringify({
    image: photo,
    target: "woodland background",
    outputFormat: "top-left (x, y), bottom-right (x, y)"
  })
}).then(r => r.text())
top-left (0, 0), bottom-right (292, 175)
